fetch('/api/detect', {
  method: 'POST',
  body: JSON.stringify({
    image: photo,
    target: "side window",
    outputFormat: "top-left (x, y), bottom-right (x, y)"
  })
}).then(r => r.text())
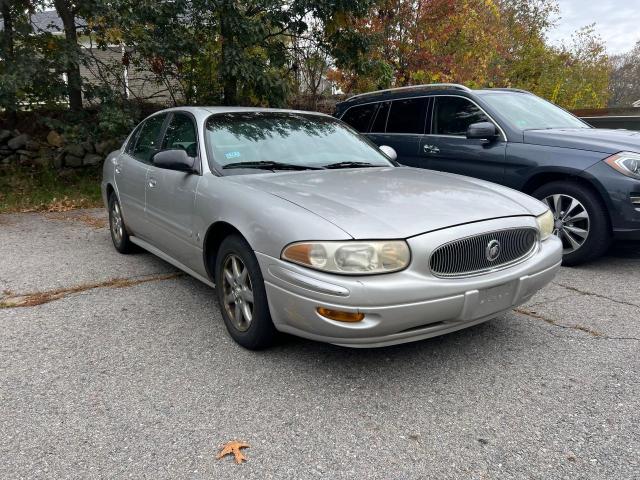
top-left (433, 97), bottom-right (490, 136)
top-left (125, 124), bottom-right (142, 154)
top-left (341, 103), bottom-right (377, 133)
top-left (162, 113), bottom-right (198, 157)
top-left (386, 98), bottom-right (427, 134)
top-left (370, 101), bottom-right (390, 133)
top-left (131, 114), bottom-right (166, 163)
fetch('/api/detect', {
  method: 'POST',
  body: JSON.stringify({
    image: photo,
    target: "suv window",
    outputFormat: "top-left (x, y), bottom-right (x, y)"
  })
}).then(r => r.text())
top-left (341, 103), bottom-right (377, 132)
top-left (386, 98), bottom-right (427, 134)
top-left (433, 96), bottom-right (490, 136)
top-left (130, 114), bottom-right (166, 163)
top-left (162, 113), bottom-right (198, 157)
top-left (370, 101), bottom-right (390, 133)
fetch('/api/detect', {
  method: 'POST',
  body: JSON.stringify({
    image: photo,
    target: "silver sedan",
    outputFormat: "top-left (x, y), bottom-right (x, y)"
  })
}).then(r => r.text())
top-left (102, 107), bottom-right (562, 349)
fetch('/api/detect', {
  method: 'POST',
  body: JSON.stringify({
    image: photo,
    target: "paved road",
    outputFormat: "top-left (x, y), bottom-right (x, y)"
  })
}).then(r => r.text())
top-left (1, 209), bottom-right (638, 479)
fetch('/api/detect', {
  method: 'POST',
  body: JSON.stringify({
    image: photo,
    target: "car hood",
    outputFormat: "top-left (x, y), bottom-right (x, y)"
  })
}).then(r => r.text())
top-left (523, 128), bottom-right (640, 154)
top-left (226, 167), bottom-right (546, 239)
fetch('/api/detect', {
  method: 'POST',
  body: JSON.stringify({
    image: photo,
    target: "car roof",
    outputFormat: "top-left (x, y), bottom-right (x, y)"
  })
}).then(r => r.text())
top-left (149, 106), bottom-right (331, 120)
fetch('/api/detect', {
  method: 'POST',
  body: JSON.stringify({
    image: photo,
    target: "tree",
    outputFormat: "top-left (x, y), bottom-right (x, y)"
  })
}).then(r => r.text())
top-left (329, 0), bottom-right (609, 109)
top-left (0, 0), bottom-right (33, 125)
top-left (90, 0), bottom-right (374, 107)
top-left (609, 41), bottom-right (640, 107)
top-left (51, 0), bottom-right (85, 110)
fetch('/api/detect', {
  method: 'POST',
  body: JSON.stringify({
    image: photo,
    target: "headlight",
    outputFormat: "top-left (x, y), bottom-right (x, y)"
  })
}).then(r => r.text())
top-left (282, 240), bottom-right (410, 274)
top-left (605, 151), bottom-right (640, 179)
top-left (536, 209), bottom-right (554, 240)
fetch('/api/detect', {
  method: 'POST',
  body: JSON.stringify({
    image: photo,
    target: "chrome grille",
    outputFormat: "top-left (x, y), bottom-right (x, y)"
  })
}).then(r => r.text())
top-left (429, 228), bottom-right (538, 278)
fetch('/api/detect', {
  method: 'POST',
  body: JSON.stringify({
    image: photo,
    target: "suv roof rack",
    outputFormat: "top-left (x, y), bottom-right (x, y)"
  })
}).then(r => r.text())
top-left (483, 87), bottom-right (531, 94)
top-left (343, 83), bottom-right (471, 103)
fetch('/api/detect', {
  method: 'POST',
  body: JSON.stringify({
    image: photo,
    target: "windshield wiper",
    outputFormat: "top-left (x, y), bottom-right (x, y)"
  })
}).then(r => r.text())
top-left (323, 161), bottom-right (379, 169)
top-left (222, 161), bottom-right (323, 171)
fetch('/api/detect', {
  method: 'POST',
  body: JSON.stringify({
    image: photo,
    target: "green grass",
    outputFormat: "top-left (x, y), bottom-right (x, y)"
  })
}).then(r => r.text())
top-left (0, 166), bottom-right (103, 213)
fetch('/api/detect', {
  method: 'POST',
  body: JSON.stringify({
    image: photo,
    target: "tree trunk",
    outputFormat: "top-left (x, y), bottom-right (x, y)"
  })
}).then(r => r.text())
top-left (53, 0), bottom-right (83, 111)
top-left (220, 0), bottom-right (238, 105)
top-left (1, 1), bottom-right (18, 127)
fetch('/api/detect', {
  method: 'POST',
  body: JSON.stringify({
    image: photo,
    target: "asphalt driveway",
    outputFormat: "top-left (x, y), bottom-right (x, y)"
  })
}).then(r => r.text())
top-left (1, 209), bottom-right (638, 479)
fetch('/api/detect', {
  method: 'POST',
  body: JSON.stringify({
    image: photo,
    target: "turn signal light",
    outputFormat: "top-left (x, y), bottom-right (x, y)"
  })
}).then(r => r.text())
top-left (316, 307), bottom-right (364, 323)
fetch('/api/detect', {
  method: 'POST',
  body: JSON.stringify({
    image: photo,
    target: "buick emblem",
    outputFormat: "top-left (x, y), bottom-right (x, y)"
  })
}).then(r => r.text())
top-left (485, 239), bottom-right (501, 262)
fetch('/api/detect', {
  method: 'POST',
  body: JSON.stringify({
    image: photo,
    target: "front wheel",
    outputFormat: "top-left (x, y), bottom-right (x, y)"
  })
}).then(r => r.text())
top-left (532, 181), bottom-right (611, 265)
top-left (214, 235), bottom-right (277, 349)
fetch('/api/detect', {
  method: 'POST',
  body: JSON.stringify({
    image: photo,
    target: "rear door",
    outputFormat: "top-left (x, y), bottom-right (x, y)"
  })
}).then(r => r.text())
top-left (115, 113), bottom-right (166, 240)
top-left (367, 97), bottom-right (429, 168)
top-left (421, 96), bottom-right (506, 182)
top-left (145, 112), bottom-right (202, 269)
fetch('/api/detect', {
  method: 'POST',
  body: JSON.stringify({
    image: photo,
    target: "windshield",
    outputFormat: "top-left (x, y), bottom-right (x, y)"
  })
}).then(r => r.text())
top-left (205, 112), bottom-right (393, 173)
top-left (481, 93), bottom-right (590, 130)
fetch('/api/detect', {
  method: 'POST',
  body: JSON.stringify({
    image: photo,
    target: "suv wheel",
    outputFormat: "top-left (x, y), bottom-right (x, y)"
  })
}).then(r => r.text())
top-left (214, 235), bottom-right (277, 349)
top-left (532, 181), bottom-right (611, 265)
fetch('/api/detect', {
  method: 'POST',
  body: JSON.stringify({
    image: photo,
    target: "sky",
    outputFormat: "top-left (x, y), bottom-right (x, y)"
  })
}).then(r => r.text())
top-left (546, 0), bottom-right (640, 54)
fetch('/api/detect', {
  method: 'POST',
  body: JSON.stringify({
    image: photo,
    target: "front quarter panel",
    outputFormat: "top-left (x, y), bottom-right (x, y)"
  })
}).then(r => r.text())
top-left (504, 143), bottom-right (604, 191)
top-left (193, 173), bottom-right (353, 264)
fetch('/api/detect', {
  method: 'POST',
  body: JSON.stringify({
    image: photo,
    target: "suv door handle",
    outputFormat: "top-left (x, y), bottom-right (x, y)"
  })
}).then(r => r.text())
top-left (114, 164), bottom-right (122, 174)
top-left (148, 178), bottom-right (157, 188)
top-left (423, 144), bottom-right (440, 154)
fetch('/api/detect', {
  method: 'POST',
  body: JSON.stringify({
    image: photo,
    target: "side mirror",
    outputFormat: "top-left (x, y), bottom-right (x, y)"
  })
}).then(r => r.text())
top-left (466, 122), bottom-right (498, 140)
top-left (379, 145), bottom-right (398, 162)
top-left (153, 149), bottom-right (196, 173)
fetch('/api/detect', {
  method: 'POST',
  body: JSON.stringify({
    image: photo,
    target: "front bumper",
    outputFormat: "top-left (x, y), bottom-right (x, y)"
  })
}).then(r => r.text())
top-left (257, 217), bottom-right (563, 348)
top-left (583, 162), bottom-right (640, 240)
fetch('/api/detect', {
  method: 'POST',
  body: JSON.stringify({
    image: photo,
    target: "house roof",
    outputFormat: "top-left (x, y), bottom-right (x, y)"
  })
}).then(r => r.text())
top-left (0, 9), bottom-right (87, 33)
top-left (633, 100), bottom-right (640, 108)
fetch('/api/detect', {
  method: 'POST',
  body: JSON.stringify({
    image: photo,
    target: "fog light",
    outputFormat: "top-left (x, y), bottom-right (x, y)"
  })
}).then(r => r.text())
top-left (316, 307), bottom-right (364, 323)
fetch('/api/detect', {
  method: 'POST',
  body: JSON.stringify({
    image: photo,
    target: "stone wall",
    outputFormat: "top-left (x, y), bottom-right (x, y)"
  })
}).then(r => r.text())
top-left (0, 129), bottom-right (121, 169)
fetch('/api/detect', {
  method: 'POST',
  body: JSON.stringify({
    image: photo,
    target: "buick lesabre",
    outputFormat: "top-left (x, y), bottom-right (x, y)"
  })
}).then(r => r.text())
top-left (102, 107), bottom-right (562, 349)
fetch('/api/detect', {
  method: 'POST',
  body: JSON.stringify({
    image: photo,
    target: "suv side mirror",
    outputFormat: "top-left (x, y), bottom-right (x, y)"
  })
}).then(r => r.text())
top-left (379, 145), bottom-right (398, 162)
top-left (153, 149), bottom-right (196, 173)
top-left (466, 122), bottom-right (498, 140)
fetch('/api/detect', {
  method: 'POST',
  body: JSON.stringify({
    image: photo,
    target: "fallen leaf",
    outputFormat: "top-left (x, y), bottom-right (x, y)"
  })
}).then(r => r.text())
top-left (216, 441), bottom-right (250, 464)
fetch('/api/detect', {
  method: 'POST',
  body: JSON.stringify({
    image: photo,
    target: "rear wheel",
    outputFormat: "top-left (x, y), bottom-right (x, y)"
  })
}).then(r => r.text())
top-left (108, 192), bottom-right (135, 254)
top-left (532, 181), bottom-right (611, 265)
top-left (214, 235), bottom-right (277, 349)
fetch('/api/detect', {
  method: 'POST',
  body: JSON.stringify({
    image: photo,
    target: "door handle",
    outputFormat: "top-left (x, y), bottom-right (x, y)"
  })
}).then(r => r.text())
top-left (148, 178), bottom-right (157, 188)
top-left (114, 164), bottom-right (122, 174)
top-left (423, 144), bottom-right (440, 154)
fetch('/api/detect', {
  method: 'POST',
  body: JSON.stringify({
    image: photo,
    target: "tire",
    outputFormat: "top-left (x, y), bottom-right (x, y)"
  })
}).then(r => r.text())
top-left (108, 192), bottom-right (136, 254)
top-left (214, 235), bottom-right (277, 349)
top-left (532, 181), bottom-right (611, 265)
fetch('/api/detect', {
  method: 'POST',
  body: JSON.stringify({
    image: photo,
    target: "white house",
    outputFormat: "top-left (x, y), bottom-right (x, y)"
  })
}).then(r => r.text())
top-left (633, 100), bottom-right (640, 108)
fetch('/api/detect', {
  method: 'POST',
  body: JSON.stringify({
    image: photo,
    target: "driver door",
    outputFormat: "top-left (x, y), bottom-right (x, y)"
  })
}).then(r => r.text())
top-left (145, 112), bottom-right (202, 269)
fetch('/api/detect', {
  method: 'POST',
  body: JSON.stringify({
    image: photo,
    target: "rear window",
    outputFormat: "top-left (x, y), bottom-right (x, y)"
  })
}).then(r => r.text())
top-left (341, 103), bottom-right (377, 132)
top-left (386, 98), bottom-right (427, 134)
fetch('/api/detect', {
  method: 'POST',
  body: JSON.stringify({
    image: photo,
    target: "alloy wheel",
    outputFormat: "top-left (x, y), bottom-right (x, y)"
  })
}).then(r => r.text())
top-left (543, 193), bottom-right (590, 254)
top-left (110, 201), bottom-right (124, 245)
top-left (221, 254), bottom-right (254, 332)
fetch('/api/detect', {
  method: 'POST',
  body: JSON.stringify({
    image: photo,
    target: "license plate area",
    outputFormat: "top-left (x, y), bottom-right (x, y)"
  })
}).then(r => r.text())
top-left (476, 281), bottom-right (517, 317)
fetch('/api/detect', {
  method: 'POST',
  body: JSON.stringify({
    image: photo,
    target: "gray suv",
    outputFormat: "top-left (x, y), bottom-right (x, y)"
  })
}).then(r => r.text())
top-left (335, 84), bottom-right (640, 265)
